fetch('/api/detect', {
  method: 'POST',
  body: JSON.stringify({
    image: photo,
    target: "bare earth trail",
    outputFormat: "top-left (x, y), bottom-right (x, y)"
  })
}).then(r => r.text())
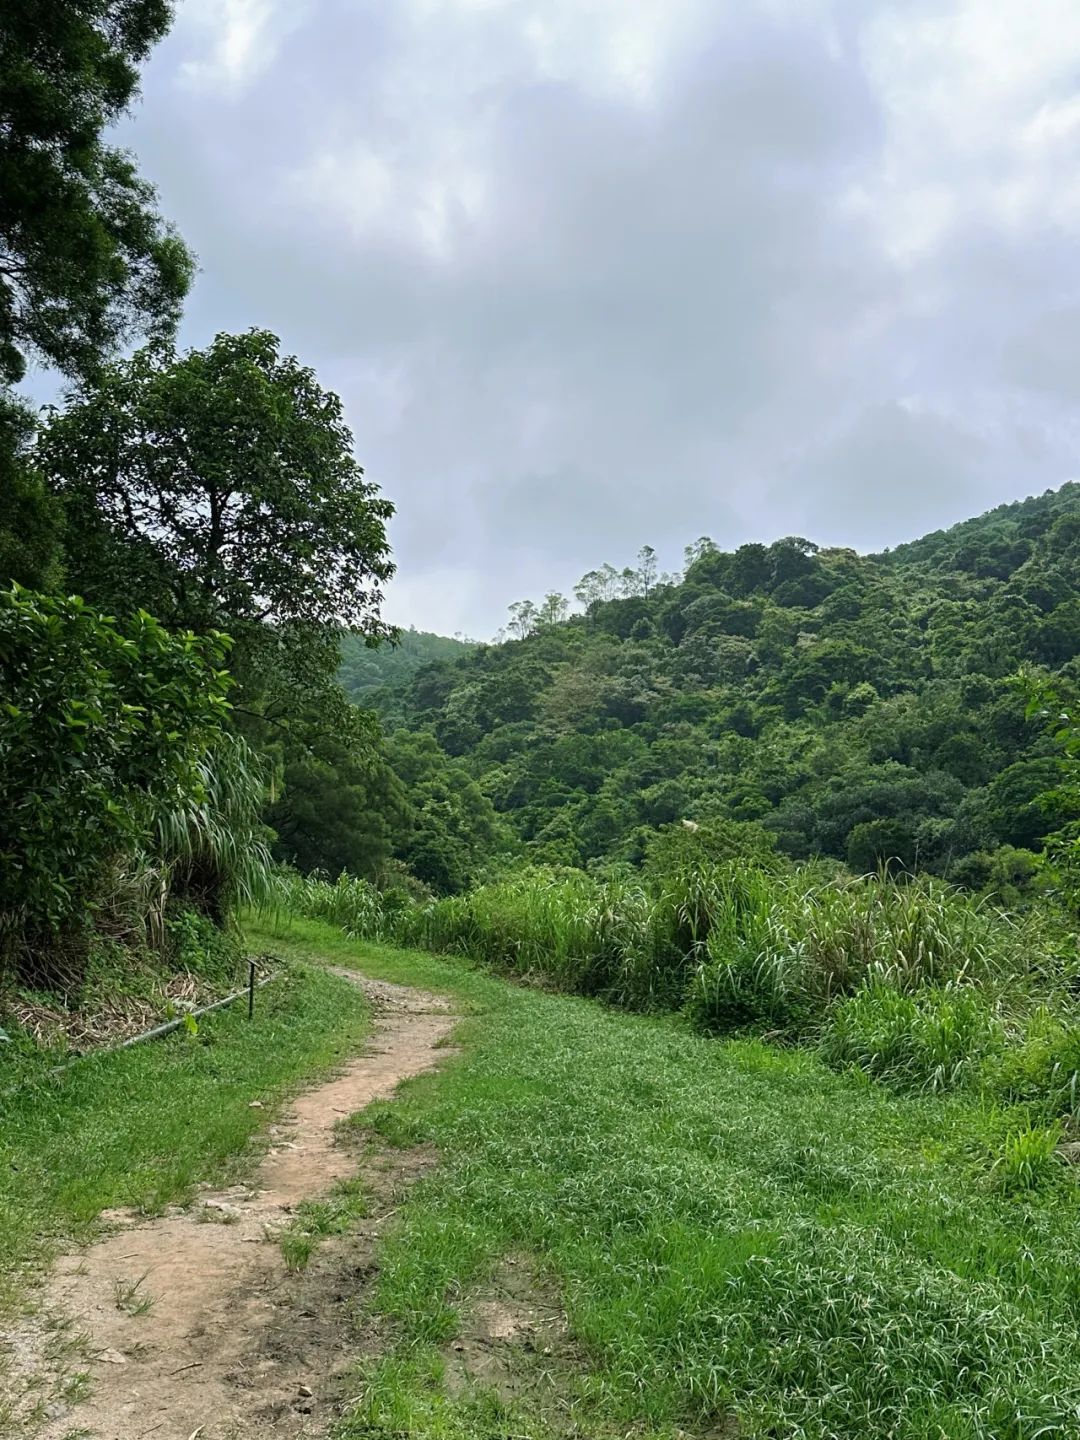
top-left (5, 969), bottom-right (456, 1440)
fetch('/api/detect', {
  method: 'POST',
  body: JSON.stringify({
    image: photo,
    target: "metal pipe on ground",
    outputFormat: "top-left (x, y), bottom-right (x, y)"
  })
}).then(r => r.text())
top-left (1, 968), bottom-right (278, 1100)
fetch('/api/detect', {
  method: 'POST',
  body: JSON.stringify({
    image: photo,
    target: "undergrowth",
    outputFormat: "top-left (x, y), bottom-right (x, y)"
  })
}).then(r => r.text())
top-left (276, 864), bottom-right (1080, 1113)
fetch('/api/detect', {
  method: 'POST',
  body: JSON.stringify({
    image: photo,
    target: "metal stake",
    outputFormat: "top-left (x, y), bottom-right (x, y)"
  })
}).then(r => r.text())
top-left (248, 958), bottom-right (256, 1019)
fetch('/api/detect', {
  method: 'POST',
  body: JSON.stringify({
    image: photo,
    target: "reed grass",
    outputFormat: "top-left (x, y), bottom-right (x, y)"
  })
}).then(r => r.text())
top-left (276, 861), bottom-right (1078, 1107)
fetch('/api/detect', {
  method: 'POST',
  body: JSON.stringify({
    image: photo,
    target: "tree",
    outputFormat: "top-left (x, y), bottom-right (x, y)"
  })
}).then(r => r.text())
top-left (0, 589), bottom-right (238, 979)
top-left (0, 395), bottom-right (63, 589)
top-left (40, 330), bottom-right (394, 636)
top-left (636, 544), bottom-right (658, 599)
top-left (536, 592), bottom-right (569, 628)
top-left (846, 818), bottom-right (918, 875)
top-left (507, 599), bottom-right (538, 640)
top-left (0, 1), bottom-right (192, 386)
top-left (574, 563), bottom-right (621, 610)
top-left (683, 536), bottom-right (717, 571)
top-left (267, 739), bottom-right (410, 881)
top-left (384, 731), bottom-right (507, 892)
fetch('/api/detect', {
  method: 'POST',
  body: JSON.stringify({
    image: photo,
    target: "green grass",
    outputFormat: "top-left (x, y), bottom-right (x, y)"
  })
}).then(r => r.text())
top-left (0, 959), bottom-right (370, 1308)
top-left (259, 917), bottom-right (1080, 1440)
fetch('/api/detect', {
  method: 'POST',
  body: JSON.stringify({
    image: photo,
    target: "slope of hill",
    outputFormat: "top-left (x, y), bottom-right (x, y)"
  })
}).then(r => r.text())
top-left (372, 483), bottom-right (1080, 889)
top-left (339, 626), bottom-right (474, 699)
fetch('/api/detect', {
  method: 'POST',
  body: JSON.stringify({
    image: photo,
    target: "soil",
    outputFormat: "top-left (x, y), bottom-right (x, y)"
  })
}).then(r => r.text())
top-left (442, 1255), bottom-right (581, 1413)
top-left (0, 969), bottom-right (455, 1440)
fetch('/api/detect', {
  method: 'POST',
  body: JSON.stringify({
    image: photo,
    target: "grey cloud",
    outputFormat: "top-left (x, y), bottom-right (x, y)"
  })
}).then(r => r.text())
top-left (779, 403), bottom-right (987, 550)
top-left (60, 0), bottom-right (1080, 634)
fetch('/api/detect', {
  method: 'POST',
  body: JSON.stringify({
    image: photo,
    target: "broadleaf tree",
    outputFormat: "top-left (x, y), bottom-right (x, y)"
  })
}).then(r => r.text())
top-left (39, 330), bottom-right (396, 752)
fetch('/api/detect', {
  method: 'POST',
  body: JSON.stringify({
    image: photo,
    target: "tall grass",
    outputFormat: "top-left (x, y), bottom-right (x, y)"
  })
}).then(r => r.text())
top-left (154, 731), bottom-right (275, 917)
top-left (278, 860), bottom-right (1079, 1109)
top-left (279, 863), bottom-right (1050, 1019)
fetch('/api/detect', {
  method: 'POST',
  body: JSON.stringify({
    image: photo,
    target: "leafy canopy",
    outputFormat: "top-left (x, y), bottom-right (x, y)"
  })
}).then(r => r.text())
top-left (0, 587), bottom-right (233, 943)
top-left (40, 329), bottom-right (396, 634)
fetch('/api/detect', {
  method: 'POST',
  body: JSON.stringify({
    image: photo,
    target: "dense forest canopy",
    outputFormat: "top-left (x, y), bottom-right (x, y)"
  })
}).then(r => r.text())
top-left (339, 628), bottom-right (474, 701)
top-left (361, 484), bottom-right (1080, 898)
top-left (3, 0), bottom-right (1080, 984)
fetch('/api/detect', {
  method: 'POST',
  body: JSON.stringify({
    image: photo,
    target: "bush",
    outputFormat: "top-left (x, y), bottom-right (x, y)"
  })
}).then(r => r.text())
top-left (819, 983), bottom-right (1004, 1093)
top-left (684, 868), bottom-right (808, 1032)
top-left (280, 856), bottom-right (1080, 1120)
top-left (275, 870), bottom-right (386, 939)
top-left (164, 904), bottom-right (243, 983)
top-left (0, 588), bottom-right (270, 986)
top-left (685, 869), bottom-right (1014, 1039)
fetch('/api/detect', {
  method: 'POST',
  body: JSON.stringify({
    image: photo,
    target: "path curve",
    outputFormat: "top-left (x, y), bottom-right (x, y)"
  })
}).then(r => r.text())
top-left (3, 968), bottom-right (455, 1439)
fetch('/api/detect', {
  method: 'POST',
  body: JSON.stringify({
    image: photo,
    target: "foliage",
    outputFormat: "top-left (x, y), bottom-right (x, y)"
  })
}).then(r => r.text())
top-left (819, 983), bottom-right (1004, 1093)
top-left (0, 0), bottom-right (192, 386)
top-left (991, 1008), bottom-right (1080, 1119)
top-left (339, 627), bottom-right (475, 702)
top-left (1024, 673), bottom-right (1080, 911)
top-left (370, 484), bottom-right (1080, 886)
top-left (39, 330), bottom-right (395, 637)
top-left (383, 731), bottom-right (511, 893)
top-left (267, 737), bottom-right (411, 882)
top-left (154, 729), bottom-right (275, 923)
top-left (264, 921), bottom-right (1080, 1440)
top-left (274, 870), bottom-right (387, 940)
top-left (0, 588), bottom-right (268, 982)
top-left (990, 1118), bottom-right (1064, 1194)
top-left (284, 847), bottom-right (1050, 1023)
top-left (0, 395), bottom-right (63, 591)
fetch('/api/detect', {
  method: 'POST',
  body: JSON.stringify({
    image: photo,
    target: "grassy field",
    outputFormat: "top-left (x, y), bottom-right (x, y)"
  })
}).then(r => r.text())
top-left (260, 918), bottom-right (1080, 1440)
top-left (0, 959), bottom-right (369, 1309)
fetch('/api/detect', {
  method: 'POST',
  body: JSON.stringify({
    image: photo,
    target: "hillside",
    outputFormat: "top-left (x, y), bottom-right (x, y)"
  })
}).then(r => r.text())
top-left (370, 483), bottom-right (1080, 892)
top-left (339, 626), bottom-right (474, 699)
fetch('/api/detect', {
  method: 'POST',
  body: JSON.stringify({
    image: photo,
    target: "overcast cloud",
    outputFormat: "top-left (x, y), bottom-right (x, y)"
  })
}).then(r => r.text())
top-left (62, 1), bottom-right (1080, 633)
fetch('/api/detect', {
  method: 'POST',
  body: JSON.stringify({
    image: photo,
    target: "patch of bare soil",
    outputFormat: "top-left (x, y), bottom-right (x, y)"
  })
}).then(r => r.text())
top-left (0, 971), bottom-right (454, 1440)
top-left (442, 1256), bottom-right (582, 1418)
top-left (443, 1260), bottom-right (740, 1440)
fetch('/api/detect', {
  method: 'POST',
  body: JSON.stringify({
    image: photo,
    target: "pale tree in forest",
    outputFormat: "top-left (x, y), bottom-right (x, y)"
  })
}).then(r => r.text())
top-left (684, 536), bottom-right (717, 571)
top-left (537, 592), bottom-right (570, 628)
top-left (574, 563), bottom-right (621, 610)
top-left (507, 599), bottom-right (538, 640)
top-left (637, 544), bottom-right (658, 598)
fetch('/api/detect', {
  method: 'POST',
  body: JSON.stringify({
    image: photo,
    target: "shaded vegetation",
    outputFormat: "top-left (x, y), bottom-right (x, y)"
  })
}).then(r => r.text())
top-left (340, 627), bottom-right (474, 701)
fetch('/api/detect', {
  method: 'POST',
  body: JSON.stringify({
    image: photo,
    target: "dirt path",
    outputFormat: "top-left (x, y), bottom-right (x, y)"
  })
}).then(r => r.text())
top-left (3, 969), bottom-right (455, 1440)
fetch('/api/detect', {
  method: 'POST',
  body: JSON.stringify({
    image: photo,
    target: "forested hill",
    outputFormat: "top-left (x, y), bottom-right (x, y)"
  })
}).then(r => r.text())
top-left (369, 482), bottom-right (1080, 893)
top-left (340, 627), bottom-right (474, 699)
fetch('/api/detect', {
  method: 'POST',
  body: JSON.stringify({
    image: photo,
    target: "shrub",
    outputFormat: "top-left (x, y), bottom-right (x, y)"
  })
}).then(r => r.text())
top-left (0, 588), bottom-right (239, 982)
top-left (819, 983), bottom-right (1004, 1093)
top-left (0, 588), bottom-right (274, 994)
top-left (163, 904), bottom-right (243, 983)
top-left (684, 868), bottom-right (808, 1032)
top-left (275, 870), bottom-right (386, 939)
top-left (990, 1008), bottom-right (1080, 1119)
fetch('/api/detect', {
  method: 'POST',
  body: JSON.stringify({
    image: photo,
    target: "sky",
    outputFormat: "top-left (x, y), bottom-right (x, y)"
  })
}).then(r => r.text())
top-left (59, 1), bottom-right (1080, 635)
